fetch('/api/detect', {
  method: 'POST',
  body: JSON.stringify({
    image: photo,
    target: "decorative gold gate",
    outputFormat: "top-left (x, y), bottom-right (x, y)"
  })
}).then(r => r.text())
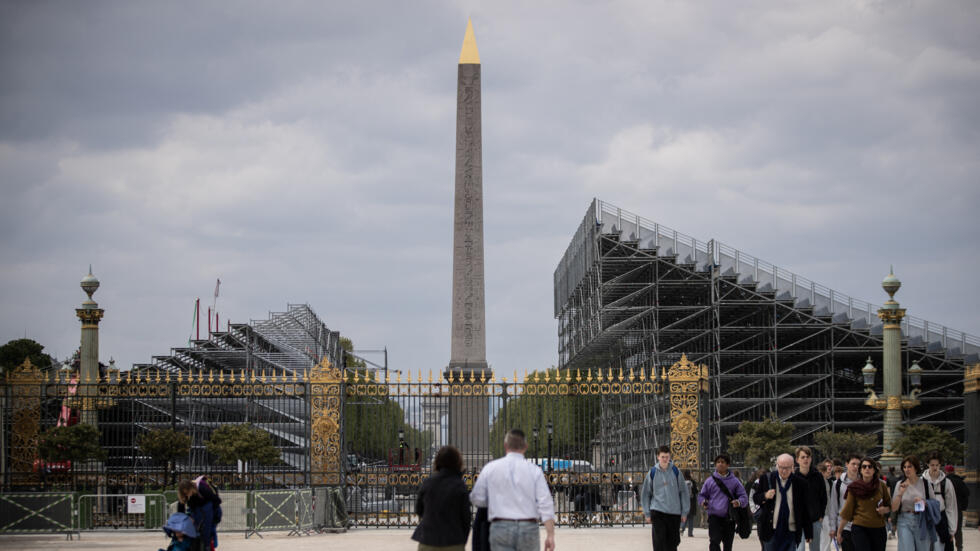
top-left (667, 355), bottom-right (708, 470)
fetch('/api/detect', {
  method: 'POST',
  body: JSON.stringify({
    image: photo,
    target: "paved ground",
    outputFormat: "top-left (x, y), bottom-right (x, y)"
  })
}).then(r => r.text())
top-left (2, 527), bottom-right (978, 550)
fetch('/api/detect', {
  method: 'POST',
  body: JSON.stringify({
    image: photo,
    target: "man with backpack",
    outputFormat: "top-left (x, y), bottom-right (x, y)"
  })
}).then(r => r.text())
top-left (795, 446), bottom-right (827, 551)
top-left (641, 445), bottom-right (690, 551)
top-left (698, 453), bottom-right (748, 551)
top-left (827, 454), bottom-right (861, 551)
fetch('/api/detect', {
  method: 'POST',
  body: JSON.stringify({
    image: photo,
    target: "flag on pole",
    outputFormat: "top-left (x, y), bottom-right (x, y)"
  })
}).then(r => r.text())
top-left (214, 278), bottom-right (221, 299)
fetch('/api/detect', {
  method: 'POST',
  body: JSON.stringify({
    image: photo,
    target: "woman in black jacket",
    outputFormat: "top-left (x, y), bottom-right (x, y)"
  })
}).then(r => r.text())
top-left (411, 446), bottom-right (471, 551)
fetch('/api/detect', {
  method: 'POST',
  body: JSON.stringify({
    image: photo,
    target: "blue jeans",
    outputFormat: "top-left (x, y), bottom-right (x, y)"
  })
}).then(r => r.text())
top-left (897, 512), bottom-right (931, 551)
top-left (489, 520), bottom-right (539, 551)
top-left (798, 520), bottom-right (821, 551)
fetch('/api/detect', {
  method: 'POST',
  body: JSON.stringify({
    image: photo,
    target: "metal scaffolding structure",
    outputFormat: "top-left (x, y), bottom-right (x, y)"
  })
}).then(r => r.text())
top-left (119, 304), bottom-right (344, 475)
top-left (555, 199), bottom-right (976, 468)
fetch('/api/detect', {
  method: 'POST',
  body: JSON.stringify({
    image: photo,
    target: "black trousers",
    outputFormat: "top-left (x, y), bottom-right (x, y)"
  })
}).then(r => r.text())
top-left (841, 529), bottom-right (854, 551)
top-left (650, 511), bottom-right (681, 551)
top-left (850, 525), bottom-right (886, 551)
top-left (708, 514), bottom-right (735, 551)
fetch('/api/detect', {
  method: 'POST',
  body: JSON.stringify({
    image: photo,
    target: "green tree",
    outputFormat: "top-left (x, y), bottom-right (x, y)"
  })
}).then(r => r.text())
top-left (728, 416), bottom-right (795, 470)
top-left (138, 428), bottom-right (191, 485)
top-left (205, 424), bottom-right (281, 469)
top-left (0, 338), bottom-right (54, 375)
top-left (488, 368), bottom-right (600, 461)
top-left (339, 337), bottom-right (366, 369)
top-left (344, 388), bottom-right (432, 463)
top-left (38, 423), bottom-right (107, 463)
top-left (812, 429), bottom-right (879, 462)
top-left (892, 424), bottom-right (965, 465)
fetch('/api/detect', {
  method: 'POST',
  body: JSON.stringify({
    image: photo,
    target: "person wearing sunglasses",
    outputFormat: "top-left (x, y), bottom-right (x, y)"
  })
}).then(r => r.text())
top-left (836, 457), bottom-right (891, 551)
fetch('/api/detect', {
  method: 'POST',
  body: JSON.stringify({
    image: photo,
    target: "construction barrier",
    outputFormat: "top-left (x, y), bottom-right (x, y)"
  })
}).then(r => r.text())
top-left (77, 493), bottom-right (167, 531)
top-left (0, 489), bottom-right (345, 535)
top-left (0, 492), bottom-right (74, 534)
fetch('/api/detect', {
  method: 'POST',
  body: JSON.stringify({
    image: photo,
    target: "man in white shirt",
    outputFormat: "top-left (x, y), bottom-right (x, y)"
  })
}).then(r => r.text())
top-left (470, 429), bottom-right (556, 551)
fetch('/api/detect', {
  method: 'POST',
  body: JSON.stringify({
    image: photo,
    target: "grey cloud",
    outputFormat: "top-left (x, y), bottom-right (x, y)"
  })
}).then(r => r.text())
top-left (1, 1), bottom-right (978, 375)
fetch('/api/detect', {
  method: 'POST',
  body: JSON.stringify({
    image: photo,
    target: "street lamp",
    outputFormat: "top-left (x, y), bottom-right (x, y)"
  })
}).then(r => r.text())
top-left (398, 427), bottom-right (406, 465)
top-left (546, 421), bottom-right (554, 473)
top-left (862, 269), bottom-right (923, 466)
top-left (532, 427), bottom-right (539, 462)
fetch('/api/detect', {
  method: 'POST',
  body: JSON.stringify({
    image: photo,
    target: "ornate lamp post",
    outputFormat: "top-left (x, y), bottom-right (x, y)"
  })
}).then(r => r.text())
top-left (398, 427), bottom-right (406, 465)
top-left (862, 269), bottom-right (923, 466)
top-left (76, 266), bottom-right (104, 427)
top-left (546, 421), bottom-right (553, 473)
top-left (532, 426), bottom-right (539, 462)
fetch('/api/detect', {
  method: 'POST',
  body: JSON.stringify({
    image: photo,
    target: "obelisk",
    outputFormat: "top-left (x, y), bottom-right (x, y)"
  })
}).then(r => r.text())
top-left (446, 20), bottom-right (491, 466)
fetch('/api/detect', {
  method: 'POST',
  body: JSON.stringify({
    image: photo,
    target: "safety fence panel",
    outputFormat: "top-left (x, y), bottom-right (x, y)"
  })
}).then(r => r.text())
top-left (216, 490), bottom-right (251, 532)
top-left (297, 489), bottom-right (313, 530)
top-left (253, 490), bottom-right (298, 532)
top-left (313, 486), bottom-right (347, 530)
top-left (77, 493), bottom-right (167, 530)
top-left (0, 493), bottom-right (74, 534)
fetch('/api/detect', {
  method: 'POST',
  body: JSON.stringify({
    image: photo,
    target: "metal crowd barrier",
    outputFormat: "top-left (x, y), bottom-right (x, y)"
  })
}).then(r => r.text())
top-left (0, 489), bottom-right (345, 536)
top-left (0, 492), bottom-right (75, 536)
top-left (77, 493), bottom-right (168, 531)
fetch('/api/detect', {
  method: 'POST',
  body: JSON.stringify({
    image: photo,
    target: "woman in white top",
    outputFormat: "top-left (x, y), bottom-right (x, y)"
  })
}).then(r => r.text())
top-left (891, 455), bottom-right (931, 551)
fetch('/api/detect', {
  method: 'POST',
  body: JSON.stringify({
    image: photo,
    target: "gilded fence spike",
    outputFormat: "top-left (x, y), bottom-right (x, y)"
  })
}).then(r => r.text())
top-left (574, 369), bottom-right (580, 383)
top-left (586, 369), bottom-right (593, 383)
top-left (165, 371), bottom-right (171, 383)
top-left (618, 367), bottom-right (624, 382)
top-left (426, 369), bottom-right (432, 384)
top-left (489, 371), bottom-right (496, 383)
top-left (523, 368), bottom-right (528, 382)
top-left (261, 369), bottom-right (267, 383)
top-left (396, 371), bottom-right (401, 384)
top-left (513, 370), bottom-right (518, 383)
top-left (479, 370), bottom-right (486, 384)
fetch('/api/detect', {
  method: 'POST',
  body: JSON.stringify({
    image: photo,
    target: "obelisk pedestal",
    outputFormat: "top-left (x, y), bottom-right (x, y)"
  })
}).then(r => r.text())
top-left (445, 20), bottom-right (492, 470)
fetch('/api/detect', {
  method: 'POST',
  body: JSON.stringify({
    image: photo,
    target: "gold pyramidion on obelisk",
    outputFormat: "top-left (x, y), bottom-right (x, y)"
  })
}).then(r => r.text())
top-left (459, 18), bottom-right (480, 64)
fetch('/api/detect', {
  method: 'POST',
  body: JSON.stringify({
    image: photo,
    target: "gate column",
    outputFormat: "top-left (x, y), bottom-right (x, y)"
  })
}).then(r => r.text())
top-left (667, 355), bottom-right (708, 471)
top-left (309, 359), bottom-right (343, 486)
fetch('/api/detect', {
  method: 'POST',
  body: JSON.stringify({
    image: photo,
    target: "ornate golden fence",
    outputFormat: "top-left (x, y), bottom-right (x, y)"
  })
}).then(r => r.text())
top-left (2, 356), bottom-right (709, 527)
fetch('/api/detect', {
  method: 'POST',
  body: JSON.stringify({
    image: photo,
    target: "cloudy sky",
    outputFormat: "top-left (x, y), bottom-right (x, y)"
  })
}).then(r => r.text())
top-left (2, 1), bottom-right (978, 376)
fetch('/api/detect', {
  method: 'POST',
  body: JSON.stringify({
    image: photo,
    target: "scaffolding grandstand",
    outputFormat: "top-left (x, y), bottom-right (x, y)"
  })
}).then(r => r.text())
top-left (554, 199), bottom-right (977, 469)
top-left (110, 304), bottom-right (344, 478)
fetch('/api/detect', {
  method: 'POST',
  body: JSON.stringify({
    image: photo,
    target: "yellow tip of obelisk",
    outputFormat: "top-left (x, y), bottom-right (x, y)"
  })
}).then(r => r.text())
top-left (459, 19), bottom-right (480, 64)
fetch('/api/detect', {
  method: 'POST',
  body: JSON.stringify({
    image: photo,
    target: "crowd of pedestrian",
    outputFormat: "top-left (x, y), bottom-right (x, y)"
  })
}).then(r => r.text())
top-left (430, 435), bottom-right (969, 551)
top-left (632, 445), bottom-right (967, 551)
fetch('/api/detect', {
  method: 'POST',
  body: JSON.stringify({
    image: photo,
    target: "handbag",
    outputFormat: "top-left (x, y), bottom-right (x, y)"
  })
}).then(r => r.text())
top-left (713, 475), bottom-right (752, 539)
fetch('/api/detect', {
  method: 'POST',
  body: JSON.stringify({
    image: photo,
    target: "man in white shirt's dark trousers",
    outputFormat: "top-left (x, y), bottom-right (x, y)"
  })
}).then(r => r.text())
top-left (470, 429), bottom-right (556, 551)
top-left (641, 445), bottom-right (690, 551)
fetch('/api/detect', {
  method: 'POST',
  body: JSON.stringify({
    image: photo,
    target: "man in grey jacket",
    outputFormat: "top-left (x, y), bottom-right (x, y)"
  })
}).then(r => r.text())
top-left (641, 445), bottom-right (690, 551)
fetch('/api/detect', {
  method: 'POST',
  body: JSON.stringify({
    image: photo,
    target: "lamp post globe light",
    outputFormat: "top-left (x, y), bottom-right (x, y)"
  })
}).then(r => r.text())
top-left (863, 269), bottom-right (923, 467)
